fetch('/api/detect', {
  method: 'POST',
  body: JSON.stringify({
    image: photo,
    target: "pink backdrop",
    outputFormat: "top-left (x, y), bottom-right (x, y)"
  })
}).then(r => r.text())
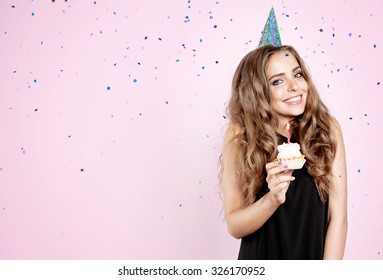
top-left (0, 0), bottom-right (382, 259)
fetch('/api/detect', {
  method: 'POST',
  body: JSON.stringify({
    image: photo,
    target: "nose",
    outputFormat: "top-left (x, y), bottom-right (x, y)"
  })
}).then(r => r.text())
top-left (287, 78), bottom-right (299, 92)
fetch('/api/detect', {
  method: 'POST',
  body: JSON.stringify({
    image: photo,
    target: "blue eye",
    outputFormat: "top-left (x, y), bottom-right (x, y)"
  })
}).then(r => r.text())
top-left (272, 79), bottom-right (283, 85)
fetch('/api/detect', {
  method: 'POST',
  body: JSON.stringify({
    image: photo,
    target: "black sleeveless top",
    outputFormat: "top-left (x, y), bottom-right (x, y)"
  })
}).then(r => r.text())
top-left (238, 133), bottom-right (328, 260)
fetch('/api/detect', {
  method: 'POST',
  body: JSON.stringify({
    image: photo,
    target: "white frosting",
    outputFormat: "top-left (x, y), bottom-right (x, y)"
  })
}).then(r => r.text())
top-left (277, 142), bottom-right (303, 158)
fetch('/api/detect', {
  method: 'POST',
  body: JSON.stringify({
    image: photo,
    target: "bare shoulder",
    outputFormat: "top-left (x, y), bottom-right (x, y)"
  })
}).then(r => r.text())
top-left (225, 122), bottom-right (241, 137)
top-left (223, 123), bottom-right (242, 145)
top-left (330, 116), bottom-right (342, 132)
top-left (329, 116), bottom-right (344, 142)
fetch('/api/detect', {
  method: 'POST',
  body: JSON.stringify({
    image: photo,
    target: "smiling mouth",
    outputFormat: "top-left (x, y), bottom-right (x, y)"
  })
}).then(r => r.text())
top-left (284, 95), bottom-right (302, 103)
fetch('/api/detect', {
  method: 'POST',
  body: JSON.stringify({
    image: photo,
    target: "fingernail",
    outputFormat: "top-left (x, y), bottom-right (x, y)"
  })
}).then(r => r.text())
top-left (283, 164), bottom-right (289, 168)
top-left (278, 161), bottom-right (282, 165)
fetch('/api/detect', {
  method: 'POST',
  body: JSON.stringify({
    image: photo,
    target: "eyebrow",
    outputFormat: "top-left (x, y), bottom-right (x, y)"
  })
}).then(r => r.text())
top-left (268, 66), bottom-right (301, 81)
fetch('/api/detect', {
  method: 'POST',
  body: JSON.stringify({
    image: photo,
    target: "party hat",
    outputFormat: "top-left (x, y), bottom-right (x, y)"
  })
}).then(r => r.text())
top-left (258, 7), bottom-right (282, 47)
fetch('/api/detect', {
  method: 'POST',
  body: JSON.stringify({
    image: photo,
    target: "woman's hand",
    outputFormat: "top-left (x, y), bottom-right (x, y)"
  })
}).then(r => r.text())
top-left (265, 161), bottom-right (295, 205)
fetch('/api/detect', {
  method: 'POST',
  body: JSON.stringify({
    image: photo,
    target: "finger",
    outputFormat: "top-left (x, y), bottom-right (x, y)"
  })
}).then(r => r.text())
top-left (269, 175), bottom-right (295, 188)
top-left (276, 182), bottom-right (290, 191)
top-left (265, 161), bottom-right (282, 172)
top-left (281, 169), bottom-right (294, 176)
top-left (271, 180), bottom-right (291, 192)
top-left (267, 165), bottom-right (289, 177)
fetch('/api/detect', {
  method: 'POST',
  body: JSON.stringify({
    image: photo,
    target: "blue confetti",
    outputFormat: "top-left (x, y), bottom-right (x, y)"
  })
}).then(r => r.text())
top-left (133, 79), bottom-right (137, 83)
top-left (107, 86), bottom-right (111, 90)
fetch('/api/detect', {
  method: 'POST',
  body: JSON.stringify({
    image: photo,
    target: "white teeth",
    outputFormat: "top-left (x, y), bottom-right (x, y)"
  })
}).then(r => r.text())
top-left (285, 96), bottom-right (302, 103)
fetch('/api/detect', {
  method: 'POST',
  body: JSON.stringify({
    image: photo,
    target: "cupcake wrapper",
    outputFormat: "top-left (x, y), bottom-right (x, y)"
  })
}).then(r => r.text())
top-left (274, 155), bottom-right (306, 169)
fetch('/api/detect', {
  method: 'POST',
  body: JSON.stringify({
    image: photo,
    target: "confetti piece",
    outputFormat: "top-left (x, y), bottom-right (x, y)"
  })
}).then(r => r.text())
top-left (133, 79), bottom-right (137, 83)
top-left (107, 86), bottom-right (111, 90)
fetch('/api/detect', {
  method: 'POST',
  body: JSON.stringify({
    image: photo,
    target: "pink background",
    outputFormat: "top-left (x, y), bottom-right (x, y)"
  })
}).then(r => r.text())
top-left (0, 0), bottom-right (382, 259)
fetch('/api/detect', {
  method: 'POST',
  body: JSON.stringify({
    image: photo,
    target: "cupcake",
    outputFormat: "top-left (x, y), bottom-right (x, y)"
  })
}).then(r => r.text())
top-left (274, 142), bottom-right (306, 169)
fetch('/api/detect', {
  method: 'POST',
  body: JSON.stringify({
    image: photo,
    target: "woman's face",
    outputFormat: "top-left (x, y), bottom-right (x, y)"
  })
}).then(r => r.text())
top-left (266, 51), bottom-right (308, 128)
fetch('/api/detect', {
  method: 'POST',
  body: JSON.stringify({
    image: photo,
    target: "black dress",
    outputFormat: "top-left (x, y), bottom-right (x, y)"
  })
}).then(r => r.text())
top-left (238, 133), bottom-right (328, 260)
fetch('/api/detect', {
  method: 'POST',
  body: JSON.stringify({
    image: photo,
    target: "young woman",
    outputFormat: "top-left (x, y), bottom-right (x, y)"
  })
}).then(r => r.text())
top-left (221, 45), bottom-right (347, 259)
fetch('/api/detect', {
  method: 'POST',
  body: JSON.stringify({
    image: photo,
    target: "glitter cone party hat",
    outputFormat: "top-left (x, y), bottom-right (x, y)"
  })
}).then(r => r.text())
top-left (258, 7), bottom-right (282, 47)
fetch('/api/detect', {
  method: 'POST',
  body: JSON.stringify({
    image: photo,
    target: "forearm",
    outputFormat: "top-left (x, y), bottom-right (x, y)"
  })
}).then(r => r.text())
top-left (226, 192), bottom-right (280, 239)
top-left (323, 216), bottom-right (348, 259)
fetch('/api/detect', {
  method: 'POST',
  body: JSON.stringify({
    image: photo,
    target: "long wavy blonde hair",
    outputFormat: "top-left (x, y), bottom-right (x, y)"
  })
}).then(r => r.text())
top-left (226, 45), bottom-right (337, 205)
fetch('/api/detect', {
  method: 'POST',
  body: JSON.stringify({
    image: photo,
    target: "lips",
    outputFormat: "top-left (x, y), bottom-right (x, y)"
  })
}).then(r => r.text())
top-left (284, 95), bottom-right (302, 103)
